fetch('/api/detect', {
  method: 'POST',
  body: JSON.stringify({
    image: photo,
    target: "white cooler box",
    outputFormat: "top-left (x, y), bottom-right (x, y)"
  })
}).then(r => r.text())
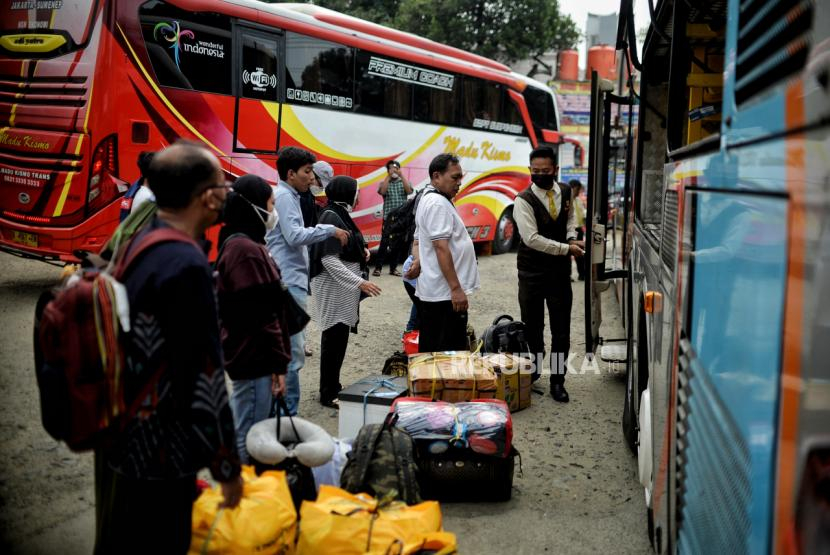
top-left (338, 375), bottom-right (408, 439)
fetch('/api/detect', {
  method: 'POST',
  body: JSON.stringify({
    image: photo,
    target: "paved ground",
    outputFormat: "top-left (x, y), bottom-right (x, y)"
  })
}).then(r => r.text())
top-left (0, 250), bottom-right (650, 554)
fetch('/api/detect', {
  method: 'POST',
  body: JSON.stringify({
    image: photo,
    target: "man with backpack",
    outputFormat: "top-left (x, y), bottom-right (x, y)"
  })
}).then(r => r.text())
top-left (513, 146), bottom-right (584, 403)
top-left (373, 160), bottom-right (413, 276)
top-left (94, 142), bottom-right (242, 554)
top-left (412, 154), bottom-right (480, 352)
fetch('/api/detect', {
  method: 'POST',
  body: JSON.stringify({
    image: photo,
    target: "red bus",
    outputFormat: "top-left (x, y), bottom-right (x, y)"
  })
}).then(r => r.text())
top-left (0, 0), bottom-right (581, 262)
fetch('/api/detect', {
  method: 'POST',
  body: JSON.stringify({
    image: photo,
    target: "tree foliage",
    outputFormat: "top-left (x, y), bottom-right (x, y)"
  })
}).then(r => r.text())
top-left (264, 0), bottom-right (580, 64)
top-left (395, 0), bottom-right (579, 63)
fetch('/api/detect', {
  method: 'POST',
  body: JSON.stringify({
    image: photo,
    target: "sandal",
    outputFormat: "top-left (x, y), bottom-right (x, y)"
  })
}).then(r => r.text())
top-left (321, 398), bottom-right (340, 409)
top-left (372, 268), bottom-right (382, 277)
top-left (389, 269), bottom-right (402, 277)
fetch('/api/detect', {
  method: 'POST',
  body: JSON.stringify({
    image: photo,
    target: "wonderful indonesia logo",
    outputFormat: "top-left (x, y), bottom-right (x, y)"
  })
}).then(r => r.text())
top-left (153, 21), bottom-right (225, 69)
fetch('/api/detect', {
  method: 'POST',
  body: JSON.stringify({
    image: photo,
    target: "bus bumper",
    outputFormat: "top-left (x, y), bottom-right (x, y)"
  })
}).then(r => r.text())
top-left (0, 201), bottom-right (120, 262)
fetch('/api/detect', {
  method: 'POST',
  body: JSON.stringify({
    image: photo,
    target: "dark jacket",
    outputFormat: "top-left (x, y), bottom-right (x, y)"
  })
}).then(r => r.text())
top-left (216, 235), bottom-right (291, 380)
top-left (106, 217), bottom-right (240, 482)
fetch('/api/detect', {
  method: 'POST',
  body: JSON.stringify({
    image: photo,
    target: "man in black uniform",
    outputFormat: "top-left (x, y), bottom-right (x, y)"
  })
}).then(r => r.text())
top-left (513, 146), bottom-right (584, 402)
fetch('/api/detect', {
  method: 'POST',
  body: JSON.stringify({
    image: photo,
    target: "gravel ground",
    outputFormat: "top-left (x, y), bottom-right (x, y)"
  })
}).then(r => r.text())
top-left (0, 250), bottom-right (650, 554)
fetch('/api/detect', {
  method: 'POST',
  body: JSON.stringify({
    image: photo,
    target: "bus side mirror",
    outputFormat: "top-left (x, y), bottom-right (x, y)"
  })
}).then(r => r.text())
top-left (573, 146), bottom-right (584, 167)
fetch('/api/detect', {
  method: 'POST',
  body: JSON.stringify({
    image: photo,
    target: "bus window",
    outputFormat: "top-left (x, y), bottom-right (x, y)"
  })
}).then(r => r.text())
top-left (285, 33), bottom-right (354, 111)
top-left (522, 85), bottom-right (557, 131)
top-left (459, 77), bottom-right (500, 129)
top-left (354, 51), bottom-right (413, 119)
top-left (413, 83), bottom-right (457, 126)
top-left (502, 91), bottom-right (524, 128)
top-left (139, 3), bottom-right (232, 95)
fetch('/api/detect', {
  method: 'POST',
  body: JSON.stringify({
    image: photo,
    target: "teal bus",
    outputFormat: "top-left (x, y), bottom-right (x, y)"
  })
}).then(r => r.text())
top-left (585, 0), bottom-right (829, 553)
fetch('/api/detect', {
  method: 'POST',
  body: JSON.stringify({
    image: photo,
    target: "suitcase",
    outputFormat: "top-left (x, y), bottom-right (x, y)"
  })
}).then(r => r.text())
top-left (417, 446), bottom-right (518, 502)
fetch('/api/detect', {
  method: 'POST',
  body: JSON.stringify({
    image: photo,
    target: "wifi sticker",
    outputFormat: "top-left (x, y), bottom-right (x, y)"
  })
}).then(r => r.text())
top-left (242, 68), bottom-right (277, 91)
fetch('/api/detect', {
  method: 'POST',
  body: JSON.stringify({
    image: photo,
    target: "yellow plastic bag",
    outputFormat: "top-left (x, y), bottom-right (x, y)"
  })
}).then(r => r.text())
top-left (190, 466), bottom-right (297, 555)
top-left (297, 485), bottom-right (456, 554)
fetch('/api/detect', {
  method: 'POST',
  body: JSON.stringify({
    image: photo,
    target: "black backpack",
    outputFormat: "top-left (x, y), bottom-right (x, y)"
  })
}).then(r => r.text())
top-left (480, 314), bottom-right (531, 355)
top-left (385, 190), bottom-right (425, 250)
top-left (340, 417), bottom-right (421, 505)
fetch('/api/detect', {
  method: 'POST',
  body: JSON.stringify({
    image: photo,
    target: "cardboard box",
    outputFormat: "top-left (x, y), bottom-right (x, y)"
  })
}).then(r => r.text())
top-left (338, 375), bottom-right (408, 439)
top-left (479, 353), bottom-right (533, 412)
top-left (408, 352), bottom-right (497, 402)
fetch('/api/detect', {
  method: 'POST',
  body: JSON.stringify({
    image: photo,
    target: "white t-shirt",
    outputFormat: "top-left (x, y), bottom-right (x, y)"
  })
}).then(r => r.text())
top-left (415, 189), bottom-right (480, 302)
top-left (130, 185), bottom-right (155, 214)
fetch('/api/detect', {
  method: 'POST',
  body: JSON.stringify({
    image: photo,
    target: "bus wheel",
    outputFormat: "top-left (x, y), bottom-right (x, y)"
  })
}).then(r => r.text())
top-left (492, 207), bottom-right (517, 254)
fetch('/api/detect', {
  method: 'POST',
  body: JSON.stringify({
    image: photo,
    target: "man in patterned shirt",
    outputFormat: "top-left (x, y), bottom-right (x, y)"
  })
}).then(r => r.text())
top-left (373, 160), bottom-right (413, 276)
top-left (95, 142), bottom-right (242, 554)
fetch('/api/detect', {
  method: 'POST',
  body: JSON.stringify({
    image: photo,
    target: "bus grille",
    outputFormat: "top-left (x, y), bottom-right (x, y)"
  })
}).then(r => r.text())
top-left (676, 338), bottom-right (751, 554)
top-left (660, 189), bottom-right (678, 271)
top-left (735, 0), bottom-right (813, 105)
top-left (0, 75), bottom-right (87, 104)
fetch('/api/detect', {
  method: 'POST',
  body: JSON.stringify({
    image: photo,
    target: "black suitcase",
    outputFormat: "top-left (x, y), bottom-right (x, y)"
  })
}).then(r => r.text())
top-left (417, 446), bottom-right (518, 502)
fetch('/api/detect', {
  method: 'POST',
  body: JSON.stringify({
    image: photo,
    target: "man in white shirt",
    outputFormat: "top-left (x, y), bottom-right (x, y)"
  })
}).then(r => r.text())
top-left (413, 153), bottom-right (480, 352)
top-left (513, 146), bottom-right (584, 402)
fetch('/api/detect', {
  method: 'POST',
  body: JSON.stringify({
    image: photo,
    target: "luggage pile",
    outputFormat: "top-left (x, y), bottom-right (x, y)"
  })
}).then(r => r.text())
top-left (192, 403), bottom-right (458, 554)
top-left (192, 314), bottom-right (537, 552)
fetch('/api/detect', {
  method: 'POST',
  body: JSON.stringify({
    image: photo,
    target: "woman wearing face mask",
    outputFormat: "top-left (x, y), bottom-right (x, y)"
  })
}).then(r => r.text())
top-left (309, 176), bottom-right (382, 408)
top-left (215, 174), bottom-right (291, 463)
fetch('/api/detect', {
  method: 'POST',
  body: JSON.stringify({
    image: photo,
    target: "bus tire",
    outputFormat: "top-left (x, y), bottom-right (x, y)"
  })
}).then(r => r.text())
top-left (491, 207), bottom-right (517, 254)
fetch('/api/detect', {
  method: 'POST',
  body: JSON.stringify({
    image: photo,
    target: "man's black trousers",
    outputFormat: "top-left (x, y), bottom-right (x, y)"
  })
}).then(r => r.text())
top-left (374, 219), bottom-right (401, 272)
top-left (418, 300), bottom-right (468, 353)
top-left (518, 275), bottom-right (572, 385)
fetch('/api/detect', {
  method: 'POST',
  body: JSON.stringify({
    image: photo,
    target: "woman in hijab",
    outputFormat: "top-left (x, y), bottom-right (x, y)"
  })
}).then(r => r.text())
top-left (309, 176), bottom-right (382, 408)
top-left (216, 175), bottom-right (291, 463)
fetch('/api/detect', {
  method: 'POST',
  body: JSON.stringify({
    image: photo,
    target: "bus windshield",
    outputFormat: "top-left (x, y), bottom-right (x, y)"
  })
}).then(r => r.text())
top-left (2, 1), bottom-right (98, 50)
top-left (522, 85), bottom-right (558, 131)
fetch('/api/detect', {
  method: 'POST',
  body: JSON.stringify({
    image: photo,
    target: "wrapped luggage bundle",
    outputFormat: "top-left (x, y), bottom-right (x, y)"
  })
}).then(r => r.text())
top-left (297, 485), bottom-right (457, 554)
top-left (408, 351), bottom-right (497, 402)
top-left (392, 398), bottom-right (517, 502)
top-left (391, 398), bottom-right (512, 458)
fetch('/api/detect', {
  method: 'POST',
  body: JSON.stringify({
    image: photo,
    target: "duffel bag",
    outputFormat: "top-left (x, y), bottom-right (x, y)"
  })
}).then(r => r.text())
top-left (297, 485), bottom-right (455, 555)
top-left (189, 466), bottom-right (297, 554)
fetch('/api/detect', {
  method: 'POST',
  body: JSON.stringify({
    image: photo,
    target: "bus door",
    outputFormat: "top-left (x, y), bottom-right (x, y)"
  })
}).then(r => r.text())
top-left (584, 71), bottom-right (632, 354)
top-left (233, 26), bottom-right (282, 157)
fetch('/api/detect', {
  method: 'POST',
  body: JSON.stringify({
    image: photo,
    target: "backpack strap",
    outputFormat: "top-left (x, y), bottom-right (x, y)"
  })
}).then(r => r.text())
top-left (492, 314), bottom-right (513, 326)
top-left (113, 227), bottom-right (200, 279)
top-left (350, 423), bottom-right (387, 488)
top-left (391, 428), bottom-right (419, 504)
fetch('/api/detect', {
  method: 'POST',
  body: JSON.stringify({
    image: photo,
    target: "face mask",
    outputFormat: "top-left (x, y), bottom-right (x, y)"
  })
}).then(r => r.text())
top-left (253, 204), bottom-right (278, 231)
top-left (531, 173), bottom-right (556, 190)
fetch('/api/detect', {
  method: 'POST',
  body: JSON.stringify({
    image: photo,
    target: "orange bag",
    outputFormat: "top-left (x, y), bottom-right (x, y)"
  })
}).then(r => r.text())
top-left (190, 466), bottom-right (297, 554)
top-left (297, 485), bottom-right (457, 554)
